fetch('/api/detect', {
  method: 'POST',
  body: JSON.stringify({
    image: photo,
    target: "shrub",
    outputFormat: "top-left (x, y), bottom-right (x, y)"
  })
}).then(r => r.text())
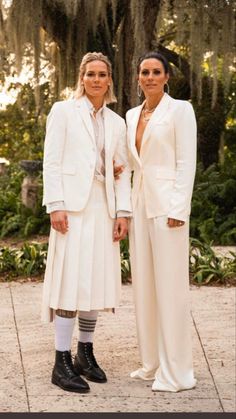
top-left (190, 163), bottom-right (236, 245)
top-left (0, 164), bottom-right (50, 238)
top-left (0, 238), bottom-right (235, 286)
top-left (0, 242), bottom-right (48, 280)
top-left (120, 237), bottom-right (131, 283)
top-left (190, 238), bottom-right (236, 285)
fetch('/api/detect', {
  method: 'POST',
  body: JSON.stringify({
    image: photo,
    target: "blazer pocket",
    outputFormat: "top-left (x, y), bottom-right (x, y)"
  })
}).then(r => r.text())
top-left (156, 169), bottom-right (176, 180)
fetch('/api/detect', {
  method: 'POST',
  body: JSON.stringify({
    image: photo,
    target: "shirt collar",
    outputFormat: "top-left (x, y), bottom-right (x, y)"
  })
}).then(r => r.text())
top-left (84, 95), bottom-right (106, 116)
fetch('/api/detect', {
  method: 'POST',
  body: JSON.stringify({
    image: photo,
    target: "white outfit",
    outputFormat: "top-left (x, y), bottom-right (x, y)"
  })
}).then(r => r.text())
top-left (126, 93), bottom-right (197, 392)
top-left (41, 96), bottom-right (132, 322)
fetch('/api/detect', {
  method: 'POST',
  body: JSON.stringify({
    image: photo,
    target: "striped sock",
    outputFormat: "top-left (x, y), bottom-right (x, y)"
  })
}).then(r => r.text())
top-left (78, 310), bottom-right (98, 343)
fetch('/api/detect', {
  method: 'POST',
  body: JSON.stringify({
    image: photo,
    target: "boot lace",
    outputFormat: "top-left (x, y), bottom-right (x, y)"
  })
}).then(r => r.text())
top-left (84, 343), bottom-right (99, 368)
top-left (62, 351), bottom-right (75, 377)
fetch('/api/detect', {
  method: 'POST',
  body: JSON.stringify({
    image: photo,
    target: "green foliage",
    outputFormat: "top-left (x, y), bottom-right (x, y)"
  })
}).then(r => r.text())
top-left (0, 236), bottom-right (235, 286)
top-left (0, 83), bottom-right (53, 162)
top-left (0, 242), bottom-right (48, 280)
top-left (120, 236), bottom-right (236, 286)
top-left (120, 237), bottom-right (131, 283)
top-left (190, 162), bottom-right (236, 245)
top-left (0, 164), bottom-right (50, 238)
top-left (0, 239), bottom-right (131, 283)
top-left (193, 77), bottom-right (226, 168)
top-left (190, 238), bottom-right (236, 285)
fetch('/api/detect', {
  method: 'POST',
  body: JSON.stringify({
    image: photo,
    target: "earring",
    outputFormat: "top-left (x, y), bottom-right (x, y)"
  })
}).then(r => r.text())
top-left (137, 84), bottom-right (142, 98)
top-left (165, 82), bottom-right (170, 95)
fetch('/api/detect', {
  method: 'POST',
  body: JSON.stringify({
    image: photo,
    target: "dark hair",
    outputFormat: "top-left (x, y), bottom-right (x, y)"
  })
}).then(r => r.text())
top-left (137, 51), bottom-right (170, 74)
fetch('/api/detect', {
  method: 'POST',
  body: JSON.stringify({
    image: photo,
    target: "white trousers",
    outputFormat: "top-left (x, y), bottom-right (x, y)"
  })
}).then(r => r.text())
top-left (129, 186), bottom-right (196, 392)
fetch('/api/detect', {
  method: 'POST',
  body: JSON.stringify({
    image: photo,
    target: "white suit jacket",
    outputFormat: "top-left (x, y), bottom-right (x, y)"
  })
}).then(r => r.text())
top-left (126, 93), bottom-right (197, 221)
top-left (43, 96), bottom-right (132, 218)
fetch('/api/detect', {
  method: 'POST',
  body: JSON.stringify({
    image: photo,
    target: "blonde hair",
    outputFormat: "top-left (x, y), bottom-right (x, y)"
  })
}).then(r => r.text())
top-left (75, 52), bottom-right (117, 104)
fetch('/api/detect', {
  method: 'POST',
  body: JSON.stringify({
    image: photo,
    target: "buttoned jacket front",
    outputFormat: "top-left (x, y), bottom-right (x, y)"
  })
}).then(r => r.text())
top-left (43, 96), bottom-right (132, 218)
top-left (126, 93), bottom-right (197, 221)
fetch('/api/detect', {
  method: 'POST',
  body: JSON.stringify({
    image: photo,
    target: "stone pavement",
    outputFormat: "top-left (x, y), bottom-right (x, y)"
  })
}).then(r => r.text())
top-left (0, 282), bottom-right (235, 413)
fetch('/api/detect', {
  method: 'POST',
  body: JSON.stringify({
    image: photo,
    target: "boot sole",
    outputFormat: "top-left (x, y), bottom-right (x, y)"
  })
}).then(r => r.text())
top-left (74, 365), bottom-right (107, 383)
top-left (51, 377), bottom-right (90, 393)
top-left (81, 374), bottom-right (107, 383)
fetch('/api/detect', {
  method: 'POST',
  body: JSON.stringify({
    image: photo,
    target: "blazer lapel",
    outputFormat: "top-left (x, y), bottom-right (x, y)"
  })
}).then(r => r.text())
top-left (74, 97), bottom-right (95, 145)
top-left (103, 107), bottom-right (113, 155)
top-left (128, 104), bottom-right (143, 166)
top-left (141, 93), bottom-right (171, 150)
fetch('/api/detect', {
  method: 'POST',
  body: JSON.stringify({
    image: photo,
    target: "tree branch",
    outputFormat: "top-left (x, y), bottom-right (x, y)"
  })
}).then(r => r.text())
top-left (153, 42), bottom-right (194, 82)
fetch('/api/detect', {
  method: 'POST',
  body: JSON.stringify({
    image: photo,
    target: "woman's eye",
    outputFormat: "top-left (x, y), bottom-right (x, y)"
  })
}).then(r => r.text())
top-left (141, 70), bottom-right (149, 76)
top-left (153, 69), bottom-right (161, 75)
top-left (85, 72), bottom-right (107, 77)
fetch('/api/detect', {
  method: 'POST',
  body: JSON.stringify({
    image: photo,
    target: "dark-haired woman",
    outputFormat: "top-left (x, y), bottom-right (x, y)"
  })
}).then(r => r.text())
top-left (126, 52), bottom-right (197, 392)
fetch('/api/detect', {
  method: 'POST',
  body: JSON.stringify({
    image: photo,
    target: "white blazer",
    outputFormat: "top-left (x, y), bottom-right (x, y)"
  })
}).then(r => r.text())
top-left (126, 93), bottom-right (197, 221)
top-left (43, 96), bottom-right (132, 218)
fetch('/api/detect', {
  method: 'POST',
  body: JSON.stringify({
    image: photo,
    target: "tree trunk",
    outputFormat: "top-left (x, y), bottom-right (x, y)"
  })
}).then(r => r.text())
top-left (115, 0), bottom-right (161, 116)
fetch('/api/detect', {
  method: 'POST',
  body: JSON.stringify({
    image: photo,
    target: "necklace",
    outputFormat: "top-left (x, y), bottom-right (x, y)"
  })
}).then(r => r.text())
top-left (142, 106), bottom-right (156, 122)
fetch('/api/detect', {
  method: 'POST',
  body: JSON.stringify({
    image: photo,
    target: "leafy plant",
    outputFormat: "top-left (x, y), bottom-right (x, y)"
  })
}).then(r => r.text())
top-left (190, 162), bottom-right (236, 245)
top-left (0, 237), bottom-right (235, 286)
top-left (0, 242), bottom-right (48, 280)
top-left (0, 83), bottom-right (53, 163)
top-left (120, 237), bottom-right (131, 283)
top-left (0, 164), bottom-right (50, 238)
top-left (190, 238), bottom-right (236, 285)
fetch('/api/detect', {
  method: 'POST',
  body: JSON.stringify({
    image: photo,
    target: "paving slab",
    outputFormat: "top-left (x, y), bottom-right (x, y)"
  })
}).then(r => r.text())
top-left (0, 282), bottom-right (235, 413)
top-left (0, 285), bottom-right (28, 412)
top-left (190, 286), bottom-right (236, 413)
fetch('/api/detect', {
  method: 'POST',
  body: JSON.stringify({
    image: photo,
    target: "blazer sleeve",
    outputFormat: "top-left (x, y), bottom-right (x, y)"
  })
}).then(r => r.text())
top-left (113, 119), bottom-right (132, 214)
top-left (167, 101), bottom-right (197, 222)
top-left (42, 102), bottom-right (66, 206)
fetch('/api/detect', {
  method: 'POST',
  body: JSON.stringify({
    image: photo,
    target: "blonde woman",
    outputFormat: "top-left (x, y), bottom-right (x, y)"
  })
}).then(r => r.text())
top-left (126, 51), bottom-right (197, 392)
top-left (42, 52), bottom-right (132, 393)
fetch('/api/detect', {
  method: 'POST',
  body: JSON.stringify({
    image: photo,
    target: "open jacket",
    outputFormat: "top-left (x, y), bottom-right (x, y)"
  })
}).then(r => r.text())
top-left (126, 93), bottom-right (197, 221)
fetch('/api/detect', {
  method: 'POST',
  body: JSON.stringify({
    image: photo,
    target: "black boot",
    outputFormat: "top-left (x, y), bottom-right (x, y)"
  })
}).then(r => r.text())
top-left (74, 342), bottom-right (107, 383)
top-left (51, 350), bottom-right (90, 393)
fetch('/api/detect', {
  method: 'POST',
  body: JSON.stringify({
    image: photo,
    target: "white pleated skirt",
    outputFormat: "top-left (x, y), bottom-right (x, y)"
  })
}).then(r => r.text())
top-left (41, 180), bottom-right (121, 322)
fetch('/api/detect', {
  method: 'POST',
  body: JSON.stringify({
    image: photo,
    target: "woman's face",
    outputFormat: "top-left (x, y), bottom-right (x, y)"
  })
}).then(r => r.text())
top-left (138, 58), bottom-right (169, 97)
top-left (82, 60), bottom-right (111, 99)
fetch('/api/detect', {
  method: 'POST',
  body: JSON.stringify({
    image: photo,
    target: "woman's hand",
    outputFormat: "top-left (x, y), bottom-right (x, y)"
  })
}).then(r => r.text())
top-left (50, 211), bottom-right (68, 234)
top-left (113, 160), bottom-right (124, 180)
top-left (113, 217), bottom-right (128, 241)
top-left (167, 218), bottom-right (185, 228)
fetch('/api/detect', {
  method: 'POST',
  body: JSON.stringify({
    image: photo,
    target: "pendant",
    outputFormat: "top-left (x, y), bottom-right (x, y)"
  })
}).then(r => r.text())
top-left (143, 114), bottom-right (151, 122)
